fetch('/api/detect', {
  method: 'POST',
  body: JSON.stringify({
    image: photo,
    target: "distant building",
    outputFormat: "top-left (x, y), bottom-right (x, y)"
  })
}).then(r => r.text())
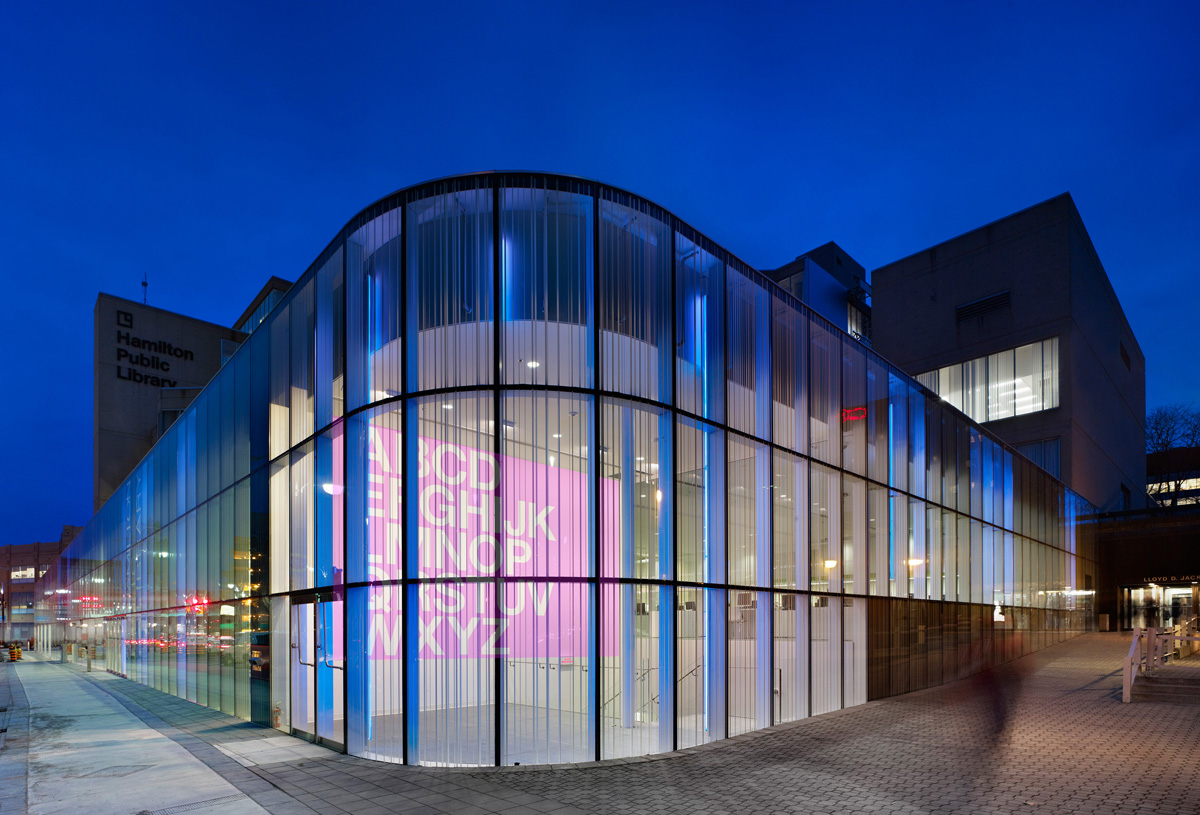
top-left (2, 525), bottom-right (81, 642)
top-left (1147, 446), bottom-right (1200, 507)
top-left (871, 193), bottom-right (1145, 513)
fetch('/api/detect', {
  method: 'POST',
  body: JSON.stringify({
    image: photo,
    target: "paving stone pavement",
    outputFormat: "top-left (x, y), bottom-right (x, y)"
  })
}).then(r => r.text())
top-left (5, 634), bottom-right (1199, 815)
top-left (470, 633), bottom-right (1200, 815)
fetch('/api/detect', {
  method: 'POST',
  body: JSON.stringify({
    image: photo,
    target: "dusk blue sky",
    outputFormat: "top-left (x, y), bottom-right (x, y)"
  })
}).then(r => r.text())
top-left (2, 2), bottom-right (1197, 544)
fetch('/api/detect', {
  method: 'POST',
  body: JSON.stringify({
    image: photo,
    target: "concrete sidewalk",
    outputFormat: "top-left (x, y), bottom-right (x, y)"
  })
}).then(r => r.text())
top-left (1, 651), bottom-right (270, 815)
top-left (1, 634), bottom-right (1197, 815)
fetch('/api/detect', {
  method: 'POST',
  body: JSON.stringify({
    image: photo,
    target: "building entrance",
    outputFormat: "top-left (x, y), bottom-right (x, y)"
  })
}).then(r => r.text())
top-left (289, 594), bottom-right (345, 748)
top-left (1120, 584), bottom-right (1198, 630)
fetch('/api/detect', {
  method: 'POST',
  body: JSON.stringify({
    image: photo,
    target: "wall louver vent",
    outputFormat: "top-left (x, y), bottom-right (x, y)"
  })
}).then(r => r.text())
top-left (956, 290), bottom-right (1011, 322)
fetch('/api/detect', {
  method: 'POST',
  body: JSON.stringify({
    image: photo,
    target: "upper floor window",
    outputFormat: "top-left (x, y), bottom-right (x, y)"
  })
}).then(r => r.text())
top-left (916, 337), bottom-right (1059, 423)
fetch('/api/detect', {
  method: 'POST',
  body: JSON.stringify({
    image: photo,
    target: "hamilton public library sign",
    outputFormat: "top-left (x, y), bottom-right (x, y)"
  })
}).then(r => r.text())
top-left (114, 309), bottom-right (195, 388)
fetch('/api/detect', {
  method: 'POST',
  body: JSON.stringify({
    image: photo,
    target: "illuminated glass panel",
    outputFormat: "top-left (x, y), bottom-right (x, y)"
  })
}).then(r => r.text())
top-left (599, 193), bottom-right (672, 403)
top-left (407, 181), bottom-right (493, 392)
top-left (677, 418), bottom-right (724, 585)
top-left (500, 180), bottom-right (593, 390)
top-left (773, 591), bottom-right (808, 722)
top-left (772, 295), bottom-right (807, 451)
top-left (728, 434), bottom-right (768, 589)
top-left (676, 234), bottom-right (723, 422)
top-left (411, 392), bottom-right (496, 767)
top-left (601, 582), bottom-right (671, 758)
top-left (727, 264), bottom-right (771, 439)
top-left (677, 587), bottom-right (725, 748)
top-left (773, 449), bottom-right (807, 590)
top-left (600, 399), bottom-right (672, 581)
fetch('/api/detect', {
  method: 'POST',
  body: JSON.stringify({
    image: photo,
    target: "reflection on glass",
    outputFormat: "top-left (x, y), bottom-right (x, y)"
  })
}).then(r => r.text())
top-left (347, 584), bottom-right (403, 762)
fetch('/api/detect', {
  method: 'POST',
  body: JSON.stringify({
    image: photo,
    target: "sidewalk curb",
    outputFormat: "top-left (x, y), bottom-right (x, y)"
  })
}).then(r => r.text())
top-left (0, 662), bottom-right (31, 815)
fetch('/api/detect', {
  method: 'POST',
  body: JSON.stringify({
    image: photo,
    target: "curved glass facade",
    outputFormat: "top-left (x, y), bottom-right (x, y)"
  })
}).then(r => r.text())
top-left (53, 173), bottom-right (1097, 767)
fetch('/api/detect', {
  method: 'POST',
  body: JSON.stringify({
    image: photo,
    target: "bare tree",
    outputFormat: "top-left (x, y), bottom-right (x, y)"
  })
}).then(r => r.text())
top-left (1146, 403), bottom-right (1200, 507)
top-left (1185, 409), bottom-right (1200, 449)
top-left (1145, 404), bottom-right (1197, 454)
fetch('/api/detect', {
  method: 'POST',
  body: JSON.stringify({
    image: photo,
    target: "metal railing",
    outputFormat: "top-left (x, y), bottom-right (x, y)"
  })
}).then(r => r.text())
top-left (1122, 616), bottom-right (1200, 703)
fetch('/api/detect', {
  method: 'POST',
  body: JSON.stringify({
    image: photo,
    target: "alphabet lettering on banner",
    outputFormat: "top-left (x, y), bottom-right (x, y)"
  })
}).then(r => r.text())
top-left (366, 426), bottom-right (621, 660)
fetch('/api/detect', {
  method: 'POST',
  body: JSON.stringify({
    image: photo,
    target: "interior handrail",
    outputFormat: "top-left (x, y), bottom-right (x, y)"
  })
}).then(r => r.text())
top-left (600, 666), bottom-right (654, 711)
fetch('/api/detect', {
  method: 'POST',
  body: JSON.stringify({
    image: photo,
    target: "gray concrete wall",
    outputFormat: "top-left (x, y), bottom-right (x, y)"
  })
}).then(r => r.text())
top-left (872, 195), bottom-right (1074, 373)
top-left (871, 194), bottom-right (1145, 512)
top-left (93, 294), bottom-right (244, 511)
top-left (1065, 217), bottom-right (1146, 508)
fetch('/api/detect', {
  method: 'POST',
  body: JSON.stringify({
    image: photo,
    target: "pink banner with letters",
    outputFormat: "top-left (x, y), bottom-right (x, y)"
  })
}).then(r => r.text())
top-left (364, 424), bottom-right (620, 659)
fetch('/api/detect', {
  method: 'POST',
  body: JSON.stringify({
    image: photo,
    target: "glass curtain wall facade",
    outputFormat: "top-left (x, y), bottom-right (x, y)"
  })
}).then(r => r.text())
top-left (55, 173), bottom-right (1097, 767)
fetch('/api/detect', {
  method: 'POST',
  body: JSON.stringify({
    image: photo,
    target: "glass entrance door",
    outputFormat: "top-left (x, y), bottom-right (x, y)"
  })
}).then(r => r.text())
top-left (316, 596), bottom-right (345, 748)
top-left (1121, 584), bottom-right (1198, 631)
top-left (290, 597), bottom-right (317, 739)
top-left (290, 594), bottom-right (345, 748)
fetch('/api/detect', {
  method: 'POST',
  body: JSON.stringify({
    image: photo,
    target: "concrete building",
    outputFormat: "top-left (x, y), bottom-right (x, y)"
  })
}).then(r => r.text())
top-left (93, 294), bottom-right (247, 511)
top-left (871, 193), bottom-right (1145, 513)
